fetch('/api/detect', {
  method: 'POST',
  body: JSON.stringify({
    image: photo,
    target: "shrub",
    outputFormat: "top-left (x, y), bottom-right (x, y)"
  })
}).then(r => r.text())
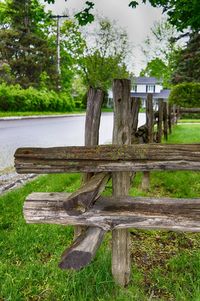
top-left (0, 84), bottom-right (75, 112)
top-left (169, 82), bottom-right (200, 108)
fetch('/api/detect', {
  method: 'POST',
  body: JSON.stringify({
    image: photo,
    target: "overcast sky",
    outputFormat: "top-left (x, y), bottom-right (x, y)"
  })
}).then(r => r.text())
top-left (42, 0), bottom-right (164, 75)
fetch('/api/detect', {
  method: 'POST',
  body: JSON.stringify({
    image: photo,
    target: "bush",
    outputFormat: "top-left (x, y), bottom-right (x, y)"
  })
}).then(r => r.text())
top-left (0, 84), bottom-right (75, 112)
top-left (169, 82), bottom-right (200, 108)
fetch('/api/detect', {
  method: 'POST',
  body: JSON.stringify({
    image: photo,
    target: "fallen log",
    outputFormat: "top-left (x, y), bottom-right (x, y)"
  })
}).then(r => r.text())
top-left (15, 144), bottom-right (200, 173)
top-left (59, 227), bottom-right (105, 270)
top-left (24, 193), bottom-right (200, 232)
top-left (63, 172), bottom-right (110, 214)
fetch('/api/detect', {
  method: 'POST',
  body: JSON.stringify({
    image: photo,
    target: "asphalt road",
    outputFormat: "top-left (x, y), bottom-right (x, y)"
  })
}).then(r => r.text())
top-left (0, 112), bottom-right (146, 171)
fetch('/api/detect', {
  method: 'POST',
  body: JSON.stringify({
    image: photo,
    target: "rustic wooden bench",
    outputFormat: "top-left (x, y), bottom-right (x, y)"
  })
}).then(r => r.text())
top-left (15, 143), bottom-right (200, 272)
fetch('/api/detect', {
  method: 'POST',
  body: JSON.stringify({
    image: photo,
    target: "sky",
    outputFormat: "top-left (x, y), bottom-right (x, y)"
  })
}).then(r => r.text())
top-left (42, 0), bottom-right (164, 75)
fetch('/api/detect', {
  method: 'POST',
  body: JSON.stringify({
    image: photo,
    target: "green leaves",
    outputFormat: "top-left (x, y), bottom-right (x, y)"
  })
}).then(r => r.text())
top-left (74, 1), bottom-right (94, 26)
top-left (128, 1), bottom-right (139, 8)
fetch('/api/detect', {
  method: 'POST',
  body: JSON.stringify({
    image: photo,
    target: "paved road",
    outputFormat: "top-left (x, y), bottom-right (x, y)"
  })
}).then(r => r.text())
top-left (0, 113), bottom-right (146, 171)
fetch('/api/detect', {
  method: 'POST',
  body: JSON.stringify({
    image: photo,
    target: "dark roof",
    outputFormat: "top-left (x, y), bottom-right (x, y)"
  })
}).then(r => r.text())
top-left (131, 89), bottom-right (170, 100)
top-left (133, 77), bottom-right (162, 85)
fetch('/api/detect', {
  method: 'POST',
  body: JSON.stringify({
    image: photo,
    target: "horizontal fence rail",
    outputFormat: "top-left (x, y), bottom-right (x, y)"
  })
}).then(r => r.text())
top-left (15, 144), bottom-right (200, 173)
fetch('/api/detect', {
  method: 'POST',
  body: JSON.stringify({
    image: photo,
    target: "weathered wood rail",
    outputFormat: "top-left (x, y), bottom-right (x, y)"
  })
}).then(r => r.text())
top-left (15, 144), bottom-right (200, 173)
top-left (24, 193), bottom-right (200, 233)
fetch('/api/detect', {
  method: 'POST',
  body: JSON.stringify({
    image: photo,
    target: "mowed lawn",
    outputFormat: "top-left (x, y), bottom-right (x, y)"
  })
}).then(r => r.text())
top-left (0, 124), bottom-right (200, 301)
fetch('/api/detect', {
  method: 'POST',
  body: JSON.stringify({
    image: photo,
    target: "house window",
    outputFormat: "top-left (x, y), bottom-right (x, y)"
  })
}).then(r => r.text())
top-left (146, 85), bottom-right (155, 93)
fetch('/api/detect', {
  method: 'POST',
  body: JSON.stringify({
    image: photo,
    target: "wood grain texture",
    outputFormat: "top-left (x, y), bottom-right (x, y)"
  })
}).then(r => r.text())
top-left (112, 79), bottom-right (131, 286)
top-left (59, 227), bottom-right (105, 270)
top-left (24, 193), bottom-right (200, 232)
top-left (15, 144), bottom-right (200, 173)
top-left (85, 87), bottom-right (104, 146)
top-left (63, 172), bottom-right (110, 214)
top-left (163, 102), bottom-right (168, 141)
top-left (157, 99), bottom-right (164, 143)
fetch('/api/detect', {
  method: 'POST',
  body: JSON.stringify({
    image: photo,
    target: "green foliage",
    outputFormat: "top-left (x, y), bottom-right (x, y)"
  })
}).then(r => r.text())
top-left (169, 82), bottom-right (200, 108)
top-left (141, 20), bottom-right (182, 87)
top-left (140, 58), bottom-right (170, 87)
top-left (0, 84), bottom-right (75, 112)
top-left (0, 0), bottom-right (58, 89)
top-left (44, 0), bottom-right (200, 31)
top-left (80, 18), bottom-right (130, 91)
top-left (74, 1), bottom-right (95, 26)
top-left (172, 33), bottom-right (200, 84)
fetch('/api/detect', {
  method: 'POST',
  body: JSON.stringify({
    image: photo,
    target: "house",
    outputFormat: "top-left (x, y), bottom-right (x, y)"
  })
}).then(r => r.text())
top-left (106, 77), bottom-right (170, 108)
top-left (131, 77), bottom-right (170, 108)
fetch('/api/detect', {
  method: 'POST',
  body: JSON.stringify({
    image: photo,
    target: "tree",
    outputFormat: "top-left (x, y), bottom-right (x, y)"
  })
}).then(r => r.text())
top-left (80, 18), bottom-right (130, 91)
top-left (0, 0), bottom-right (58, 89)
top-left (140, 20), bottom-right (182, 87)
top-left (44, 0), bottom-right (200, 32)
top-left (140, 58), bottom-right (169, 86)
top-left (172, 32), bottom-right (200, 84)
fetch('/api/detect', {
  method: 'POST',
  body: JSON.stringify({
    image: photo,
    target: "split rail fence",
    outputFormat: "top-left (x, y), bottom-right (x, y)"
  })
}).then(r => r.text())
top-left (14, 79), bottom-right (200, 287)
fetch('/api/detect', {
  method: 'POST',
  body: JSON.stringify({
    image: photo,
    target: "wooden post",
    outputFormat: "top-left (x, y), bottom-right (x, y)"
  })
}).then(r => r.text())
top-left (130, 97), bottom-right (140, 144)
top-left (112, 79), bottom-right (131, 286)
top-left (157, 99), bottom-right (164, 143)
top-left (172, 105), bottom-right (176, 125)
top-left (168, 103), bottom-right (172, 134)
top-left (163, 102), bottom-right (168, 141)
top-left (85, 87), bottom-right (104, 146)
top-left (141, 94), bottom-right (153, 191)
top-left (75, 87), bottom-right (104, 237)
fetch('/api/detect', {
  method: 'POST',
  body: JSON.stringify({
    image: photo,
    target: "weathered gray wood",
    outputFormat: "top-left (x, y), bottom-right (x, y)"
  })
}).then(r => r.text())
top-left (157, 99), bottom-right (164, 143)
top-left (15, 144), bottom-right (200, 173)
top-left (24, 193), bottom-right (200, 232)
top-left (77, 87), bottom-right (104, 242)
top-left (163, 102), bottom-right (168, 141)
top-left (85, 87), bottom-right (104, 146)
top-left (172, 105), bottom-right (176, 125)
top-left (168, 104), bottom-right (172, 134)
top-left (141, 94), bottom-right (154, 191)
top-left (112, 79), bottom-right (131, 286)
top-left (180, 108), bottom-right (200, 114)
top-left (59, 227), bottom-right (105, 270)
top-left (130, 97), bottom-right (140, 144)
top-left (146, 94), bottom-right (154, 143)
top-left (63, 172), bottom-right (110, 214)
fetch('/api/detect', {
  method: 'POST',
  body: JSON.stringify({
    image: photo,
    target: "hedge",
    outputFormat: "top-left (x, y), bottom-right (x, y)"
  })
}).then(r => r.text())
top-left (0, 84), bottom-right (75, 112)
top-left (169, 82), bottom-right (200, 108)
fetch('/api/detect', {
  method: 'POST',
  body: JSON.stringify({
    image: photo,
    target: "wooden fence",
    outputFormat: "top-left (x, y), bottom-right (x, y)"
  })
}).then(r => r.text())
top-left (14, 79), bottom-right (200, 287)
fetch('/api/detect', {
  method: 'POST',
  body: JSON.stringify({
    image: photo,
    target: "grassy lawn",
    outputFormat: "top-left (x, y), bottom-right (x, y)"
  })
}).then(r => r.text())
top-left (0, 124), bottom-right (200, 301)
top-left (0, 109), bottom-right (113, 118)
top-left (178, 119), bottom-right (200, 123)
top-left (0, 111), bottom-right (85, 117)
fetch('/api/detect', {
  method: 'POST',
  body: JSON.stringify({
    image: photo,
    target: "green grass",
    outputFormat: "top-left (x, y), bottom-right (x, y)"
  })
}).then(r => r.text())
top-left (179, 119), bottom-right (200, 123)
top-left (0, 111), bottom-right (85, 117)
top-left (0, 124), bottom-right (200, 300)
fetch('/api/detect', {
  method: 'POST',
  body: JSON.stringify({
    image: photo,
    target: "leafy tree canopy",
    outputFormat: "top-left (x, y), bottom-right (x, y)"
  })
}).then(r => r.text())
top-left (44, 0), bottom-right (200, 31)
top-left (169, 82), bottom-right (200, 108)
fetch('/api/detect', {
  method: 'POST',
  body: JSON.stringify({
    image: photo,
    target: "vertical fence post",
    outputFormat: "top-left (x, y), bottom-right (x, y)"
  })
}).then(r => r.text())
top-left (163, 101), bottom-right (168, 141)
top-left (168, 103), bottom-right (172, 134)
top-left (74, 87), bottom-right (104, 238)
top-left (141, 94), bottom-right (153, 191)
top-left (112, 79), bottom-right (131, 286)
top-left (157, 98), bottom-right (164, 143)
top-left (130, 97), bottom-right (140, 144)
top-left (172, 104), bottom-right (176, 125)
